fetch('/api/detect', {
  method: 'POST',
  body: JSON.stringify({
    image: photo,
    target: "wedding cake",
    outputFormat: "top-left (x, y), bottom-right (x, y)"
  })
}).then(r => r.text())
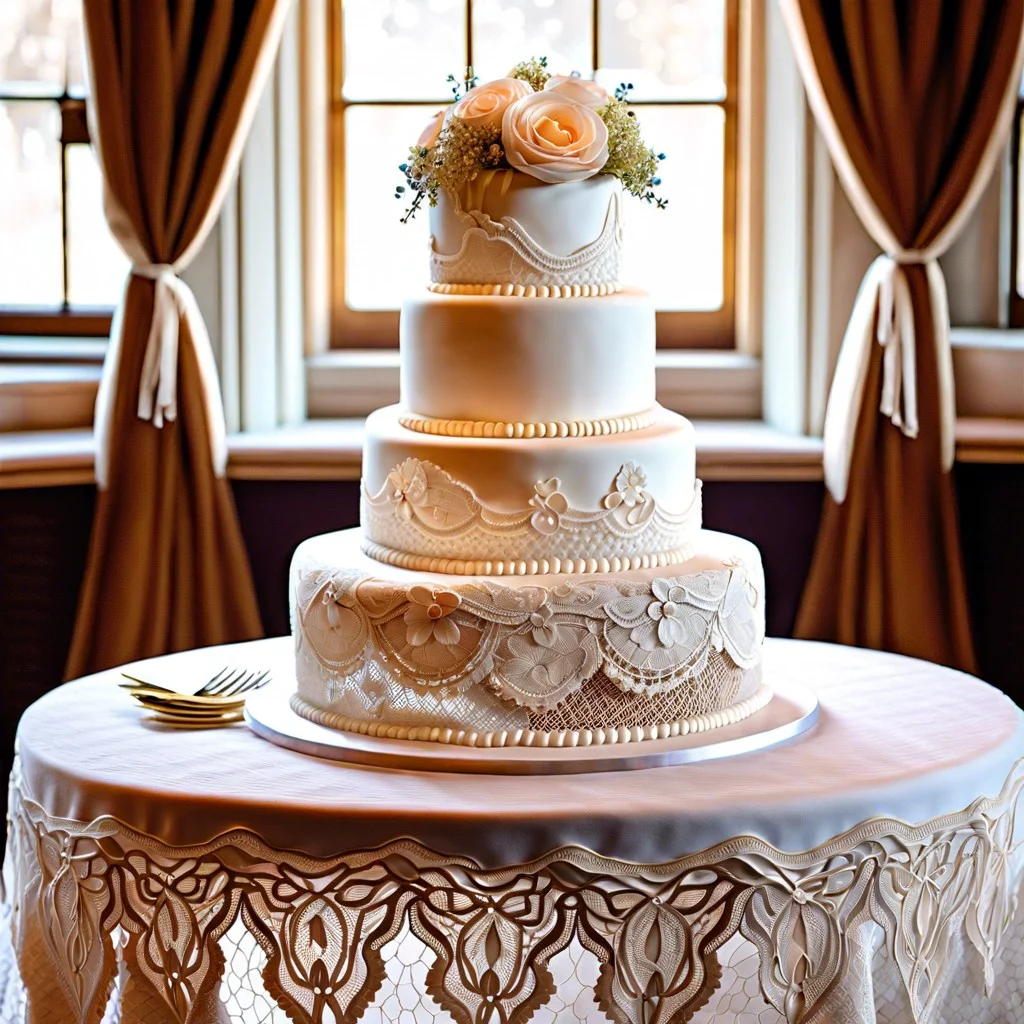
top-left (289, 63), bottom-right (767, 749)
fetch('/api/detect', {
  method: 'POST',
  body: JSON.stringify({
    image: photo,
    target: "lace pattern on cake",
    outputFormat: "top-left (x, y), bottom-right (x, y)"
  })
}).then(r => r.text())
top-left (362, 459), bottom-right (702, 575)
top-left (430, 187), bottom-right (622, 290)
top-left (292, 558), bottom-right (764, 742)
top-left (289, 674), bottom-right (771, 748)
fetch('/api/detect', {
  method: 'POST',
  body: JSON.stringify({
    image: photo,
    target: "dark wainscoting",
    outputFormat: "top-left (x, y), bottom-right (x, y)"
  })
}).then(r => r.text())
top-left (1, 466), bottom-right (1021, 818)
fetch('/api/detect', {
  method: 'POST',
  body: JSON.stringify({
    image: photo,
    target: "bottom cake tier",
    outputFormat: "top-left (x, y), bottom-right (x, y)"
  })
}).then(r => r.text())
top-left (290, 528), bottom-right (768, 748)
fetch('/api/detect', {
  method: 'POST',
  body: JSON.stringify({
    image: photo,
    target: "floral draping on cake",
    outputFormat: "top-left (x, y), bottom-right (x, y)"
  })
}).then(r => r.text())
top-left (780, 0), bottom-right (1024, 671)
top-left (66, 1), bottom-right (293, 677)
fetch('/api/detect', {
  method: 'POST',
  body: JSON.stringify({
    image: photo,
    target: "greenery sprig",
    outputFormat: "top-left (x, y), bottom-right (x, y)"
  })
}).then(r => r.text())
top-left (598, 89), bottom-right (668, 208)
top-left (446, 66), bottom-right (479, 101)
top-left (396, 117), bottom-right (507, 224)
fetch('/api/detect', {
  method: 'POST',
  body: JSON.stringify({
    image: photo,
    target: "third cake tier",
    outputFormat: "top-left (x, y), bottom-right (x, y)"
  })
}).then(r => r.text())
top-left (361, 404), bottom-right (700, 575)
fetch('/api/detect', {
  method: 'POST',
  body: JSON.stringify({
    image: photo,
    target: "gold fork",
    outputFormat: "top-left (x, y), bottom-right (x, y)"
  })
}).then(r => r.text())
top-left (120, 667), bottom-right (271, 700)
top-left (121, 667), bottom-right (271, 726)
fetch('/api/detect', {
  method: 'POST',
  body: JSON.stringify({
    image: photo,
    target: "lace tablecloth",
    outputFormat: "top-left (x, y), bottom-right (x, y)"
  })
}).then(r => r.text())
top-left (2, 637), bottom-right (1022, 1024)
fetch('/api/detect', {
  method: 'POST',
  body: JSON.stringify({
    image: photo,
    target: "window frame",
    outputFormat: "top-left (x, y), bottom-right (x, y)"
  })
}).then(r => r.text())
top-left (326, 0), bottom-right (741, 350)
top-left (0, 82), bottom-right (113, 338)
top-left (1008, 95), bottom-right (1024, 328)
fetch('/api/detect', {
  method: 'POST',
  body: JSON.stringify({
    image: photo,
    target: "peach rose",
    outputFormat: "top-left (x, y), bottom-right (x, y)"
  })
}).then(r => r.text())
top-left (544, 74), bottom-right (609, 110)
top-left (450, 77), bottom-right (532, 130)
top-left (415, 109), bottom-right (448, 149)
top-left (416, 109), bottom-right (446, 150)
top-left (502, 92), bottom-right (609, 183)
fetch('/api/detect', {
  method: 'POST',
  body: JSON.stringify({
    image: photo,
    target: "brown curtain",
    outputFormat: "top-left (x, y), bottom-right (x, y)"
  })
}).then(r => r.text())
top-left (781, 0), bottom-right (1024, 672)
top-left (66, 1), bottom-right (292, 679)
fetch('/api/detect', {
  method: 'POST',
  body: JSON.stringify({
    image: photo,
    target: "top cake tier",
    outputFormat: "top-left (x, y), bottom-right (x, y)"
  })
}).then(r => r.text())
top-left (429, 169), bottom-right (621, 294)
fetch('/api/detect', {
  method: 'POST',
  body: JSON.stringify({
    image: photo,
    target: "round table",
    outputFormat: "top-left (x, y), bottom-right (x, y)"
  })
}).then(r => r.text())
top-left (2, 638), bottom-right (1022, 1024)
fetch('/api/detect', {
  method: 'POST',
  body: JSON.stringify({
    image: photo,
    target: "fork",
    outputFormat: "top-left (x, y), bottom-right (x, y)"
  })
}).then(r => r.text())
top-left (195, 667), bottom-right (271, 697)
top-left (120, 666), bottom-right (271, 699)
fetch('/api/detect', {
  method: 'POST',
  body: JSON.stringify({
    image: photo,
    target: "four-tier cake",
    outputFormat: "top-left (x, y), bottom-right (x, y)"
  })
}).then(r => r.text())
top-left (289, 68), bottom-right (767, 749)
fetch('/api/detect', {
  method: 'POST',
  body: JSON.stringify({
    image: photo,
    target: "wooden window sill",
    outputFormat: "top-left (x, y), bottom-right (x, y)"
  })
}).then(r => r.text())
top-left (2, 418), bottom-right (1022, 490)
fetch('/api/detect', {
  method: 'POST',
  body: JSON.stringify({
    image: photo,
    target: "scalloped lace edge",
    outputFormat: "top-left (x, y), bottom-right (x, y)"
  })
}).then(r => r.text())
top-left (427, 281), bottom-right (619, 297)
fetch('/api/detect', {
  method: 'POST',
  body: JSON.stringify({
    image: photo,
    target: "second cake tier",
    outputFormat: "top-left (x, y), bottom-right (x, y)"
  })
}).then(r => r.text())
top-left (400, 288), bottom-right (655, 429)
top-left (362, 404), bottom-right (700, 575)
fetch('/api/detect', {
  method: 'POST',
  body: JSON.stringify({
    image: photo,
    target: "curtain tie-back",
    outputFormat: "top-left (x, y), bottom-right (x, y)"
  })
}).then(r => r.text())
top-left (92, 262), bottom-right (229, 490)
top-left (823, 252), bottom-right (954, 503)
top-left (875, 252), bottom-right (926, 442)
top-left (131, 262), bottom-right (192, 428)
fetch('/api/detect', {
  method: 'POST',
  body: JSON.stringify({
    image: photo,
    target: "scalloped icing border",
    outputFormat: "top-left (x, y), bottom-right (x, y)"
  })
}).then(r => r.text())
top-left (428, 282), bottom-right (620, 297)
top-left (290, 679), bottom-right (771, 749)
top-left (397, 408), bottom-right (657, 439)
top-left (359, 538), bottom-right (698, 576)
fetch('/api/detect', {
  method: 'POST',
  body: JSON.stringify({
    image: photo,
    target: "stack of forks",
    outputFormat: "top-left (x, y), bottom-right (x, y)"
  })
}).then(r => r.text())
top-left (121, 666), bottom-right (271, 727)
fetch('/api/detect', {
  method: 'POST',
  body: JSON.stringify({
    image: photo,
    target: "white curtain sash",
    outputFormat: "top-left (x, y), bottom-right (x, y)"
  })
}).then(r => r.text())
top-left (823, 253), bottom-right (952, 503)
top-left (93, 264), bottom-right (228, 490)
top-left (779, 0), bottom-right (1024, 504)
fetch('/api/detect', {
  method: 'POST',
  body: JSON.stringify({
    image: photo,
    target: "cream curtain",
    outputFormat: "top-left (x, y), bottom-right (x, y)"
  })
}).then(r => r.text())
top-left (780, 0), bottom-right (1024, 671)
top-left (66, 1), bottom-right (292, 678)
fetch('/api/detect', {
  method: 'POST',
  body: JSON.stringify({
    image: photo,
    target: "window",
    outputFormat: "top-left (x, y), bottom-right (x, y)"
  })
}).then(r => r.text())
top-left (329, 0), bottom-right (740, 348)
top-left (1010, 86), bottom-right (1024, 328)
top-left (0, 0), bottom-right (128, 336)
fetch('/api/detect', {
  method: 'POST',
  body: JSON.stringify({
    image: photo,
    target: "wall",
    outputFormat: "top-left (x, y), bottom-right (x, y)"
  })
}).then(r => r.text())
top-left (1, 470), bottom-right (1021, 816)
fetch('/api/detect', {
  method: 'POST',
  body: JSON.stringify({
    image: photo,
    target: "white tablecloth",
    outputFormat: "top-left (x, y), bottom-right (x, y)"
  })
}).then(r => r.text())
top-left (2, 638), bottom-right (1022, 1023)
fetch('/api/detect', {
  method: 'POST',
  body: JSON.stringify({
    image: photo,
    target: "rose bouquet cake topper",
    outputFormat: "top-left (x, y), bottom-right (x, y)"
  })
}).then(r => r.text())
top-left (397, 56), bottom-right (666, 223)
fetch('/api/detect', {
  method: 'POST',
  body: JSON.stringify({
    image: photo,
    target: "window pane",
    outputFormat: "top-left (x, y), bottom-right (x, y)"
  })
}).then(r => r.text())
top-left (66, 144), bottom-right (128, 305)
top-left (342, 0), bottom-right (466, 102)
top-left (65, 1), bottom-right (86, 93)
top-left (345, 105), bottom-right (433, 309)
top-left (471, 0), bottom-right (594, 82)
top-left (0, 99), bottom-right (62, 305)
top-left (0, 0), bottom-right (81, 92)
top-left (619, 105), bottom-right (724, 310)
top-left (597, 0), bottom-right (726, 101)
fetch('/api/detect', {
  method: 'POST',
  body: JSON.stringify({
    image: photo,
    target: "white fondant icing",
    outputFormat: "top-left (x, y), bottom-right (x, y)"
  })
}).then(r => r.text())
top-left (364, 402), bottom-right (695, 512)
top-left (360, 451), bottom-right (701, 574)
top-left (290, 527), bottom-right (767, 746)
top-left (429, 170), bottom-right (622, 290)
top-left (400, 289), bottom-right (655, 425)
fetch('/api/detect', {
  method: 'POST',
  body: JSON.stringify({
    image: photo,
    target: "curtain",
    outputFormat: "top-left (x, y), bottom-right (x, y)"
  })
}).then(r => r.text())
top-left (780, 0), bottom-right (1024, 672)
top-left (66, 1), bottom-right (292, 679)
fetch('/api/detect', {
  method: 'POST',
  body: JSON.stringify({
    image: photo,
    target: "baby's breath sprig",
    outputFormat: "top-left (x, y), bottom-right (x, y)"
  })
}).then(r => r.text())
top-left (599, 98), bottom-right (668, 208)
top-left (434, 119), bottom-right (503, 195)
top-left (510, 55), bottom-right (550, 91)
top-left (397, 118), bottom-right (506, 222)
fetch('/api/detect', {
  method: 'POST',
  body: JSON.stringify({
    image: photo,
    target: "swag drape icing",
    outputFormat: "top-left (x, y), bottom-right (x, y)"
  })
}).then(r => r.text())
top-left (781, 0), bottom-right (1024, 671)
top-left (66, 1), bottom-right (292, 679)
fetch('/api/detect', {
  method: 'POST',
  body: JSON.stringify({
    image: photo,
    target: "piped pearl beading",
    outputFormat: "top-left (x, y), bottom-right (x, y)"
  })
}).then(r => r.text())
top-left (398, 409), bottom-right (656, 439)
top-left (360, 539), bottom-right (696, 576)
top-left (290, 683), bottom-right (772, 749)
top-left (428, 282), bottom-right (620, 298)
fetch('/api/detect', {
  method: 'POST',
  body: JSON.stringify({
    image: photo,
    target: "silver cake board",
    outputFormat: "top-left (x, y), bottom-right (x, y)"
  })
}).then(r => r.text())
top-left (245, 675), bottom-right (818, 775)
